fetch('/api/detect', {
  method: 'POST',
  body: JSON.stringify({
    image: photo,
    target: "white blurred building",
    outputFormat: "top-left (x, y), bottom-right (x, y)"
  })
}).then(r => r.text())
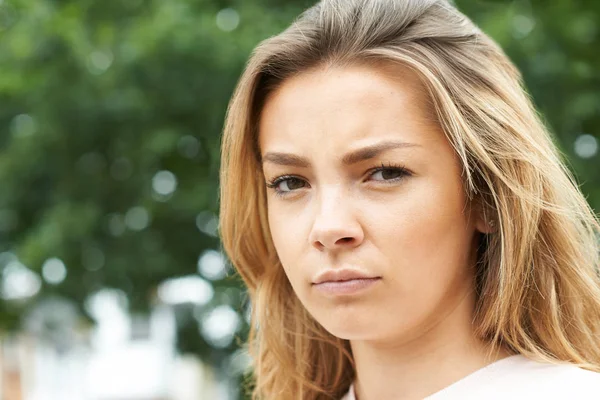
top-left (0, 293), bottom-right (221, 400)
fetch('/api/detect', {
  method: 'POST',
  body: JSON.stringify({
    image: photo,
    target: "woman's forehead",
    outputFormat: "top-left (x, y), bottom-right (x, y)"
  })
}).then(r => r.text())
top-left (258, 64), bottom-right (444, 158)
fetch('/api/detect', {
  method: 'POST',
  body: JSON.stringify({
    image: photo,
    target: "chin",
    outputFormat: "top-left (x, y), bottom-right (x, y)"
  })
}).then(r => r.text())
top-left (313, 310), bottom-right (385, 341)
top-left (313, 308), bottom-right (420, 344)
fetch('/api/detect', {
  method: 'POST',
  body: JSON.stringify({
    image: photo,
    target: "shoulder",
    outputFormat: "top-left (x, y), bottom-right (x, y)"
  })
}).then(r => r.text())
top-left (515, 357), bottom-right (600, 393)
top-left (429, 355), bottom-right (600, 399)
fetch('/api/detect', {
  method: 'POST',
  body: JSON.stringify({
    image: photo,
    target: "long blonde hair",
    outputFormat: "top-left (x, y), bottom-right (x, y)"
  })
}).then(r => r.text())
top-left (219, 0), bottom-right (600, 398)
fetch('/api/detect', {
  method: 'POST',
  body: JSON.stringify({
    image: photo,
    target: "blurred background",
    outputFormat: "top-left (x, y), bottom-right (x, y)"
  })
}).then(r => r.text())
top-left (0, 0), bottom-right (598, 399)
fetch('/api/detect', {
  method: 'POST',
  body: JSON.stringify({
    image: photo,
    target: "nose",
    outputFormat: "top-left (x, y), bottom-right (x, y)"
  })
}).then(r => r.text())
top-left (308, 188), bottom-right (364, 251)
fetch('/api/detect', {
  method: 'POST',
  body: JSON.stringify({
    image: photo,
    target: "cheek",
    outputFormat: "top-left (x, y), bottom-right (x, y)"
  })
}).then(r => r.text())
top-left (375, 180), bottom-right (474, 284)
top-left (267, 201), bottom-right (306, 280)
top-left (358, 185), bottom-right (475, 336)
top-left (267, 204), bottom-right (287, 260)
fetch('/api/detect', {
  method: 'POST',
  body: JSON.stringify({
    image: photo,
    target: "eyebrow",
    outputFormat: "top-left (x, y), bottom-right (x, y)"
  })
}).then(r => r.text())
top-left (261, 140), bottom-right (419, 168)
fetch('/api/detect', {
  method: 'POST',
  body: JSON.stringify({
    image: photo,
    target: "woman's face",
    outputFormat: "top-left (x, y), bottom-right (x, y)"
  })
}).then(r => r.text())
top-left (259, 64), bottom-right (486, 343)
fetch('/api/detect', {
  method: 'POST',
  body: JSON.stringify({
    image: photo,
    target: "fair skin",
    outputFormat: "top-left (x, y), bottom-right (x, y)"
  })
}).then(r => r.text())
top-left (259, 63), bottom-right (509, 400)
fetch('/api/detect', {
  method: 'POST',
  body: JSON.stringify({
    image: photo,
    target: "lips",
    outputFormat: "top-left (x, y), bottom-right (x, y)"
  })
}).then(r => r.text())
top-left (312, 268), bottom-right (380, 284)
top-left (312, 268), bottom-right (381, 296)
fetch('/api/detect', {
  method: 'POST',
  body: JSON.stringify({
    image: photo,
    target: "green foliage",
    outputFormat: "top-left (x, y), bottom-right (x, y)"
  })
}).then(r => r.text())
top-left (454, 0), bottom-right (600, 207)
top-left (0, 0), bottom-right (598, 395)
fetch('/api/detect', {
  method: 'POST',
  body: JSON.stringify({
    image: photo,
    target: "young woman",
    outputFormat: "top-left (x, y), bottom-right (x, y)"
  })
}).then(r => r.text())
top-left (219, 0), bottom-right (600, 398)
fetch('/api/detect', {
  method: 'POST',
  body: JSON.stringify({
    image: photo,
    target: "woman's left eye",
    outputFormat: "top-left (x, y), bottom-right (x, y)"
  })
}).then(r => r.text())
top-left (368, 165), bottom-right (410, 182)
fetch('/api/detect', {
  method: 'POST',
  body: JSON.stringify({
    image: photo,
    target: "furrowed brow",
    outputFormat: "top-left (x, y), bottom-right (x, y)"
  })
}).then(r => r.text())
top-left (341, 141), bottom-right (418, 165)
top-left (261, 140), bottom-right (418, 168)
top-left (261, 152), bottom-right (310, 168)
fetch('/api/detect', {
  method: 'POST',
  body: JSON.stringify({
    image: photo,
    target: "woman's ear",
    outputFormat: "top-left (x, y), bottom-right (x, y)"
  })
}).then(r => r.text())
top-left (473, 197), bottom-right (497, 234)
top-left (476, 216), bottom-right (496, 234)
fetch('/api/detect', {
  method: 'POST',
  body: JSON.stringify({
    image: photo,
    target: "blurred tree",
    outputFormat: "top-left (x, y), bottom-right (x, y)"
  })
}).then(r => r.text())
top-left (0, 0), bottom-right (598, 398)
top-left (455, 0), bottom-right (600, 207)
top-left (0, 0), bottom-right (311, 383)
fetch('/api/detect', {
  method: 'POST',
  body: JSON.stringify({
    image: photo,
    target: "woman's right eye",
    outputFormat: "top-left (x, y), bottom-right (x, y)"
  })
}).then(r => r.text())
top-left (266, 176), bottom-right (308, 195)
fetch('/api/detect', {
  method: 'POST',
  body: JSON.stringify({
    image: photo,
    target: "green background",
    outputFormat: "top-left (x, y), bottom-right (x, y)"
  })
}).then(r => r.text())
top-left (0, 0), bottom-right (598, 397)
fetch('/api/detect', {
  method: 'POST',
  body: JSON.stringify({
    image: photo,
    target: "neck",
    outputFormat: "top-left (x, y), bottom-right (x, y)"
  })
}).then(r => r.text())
top-left (350, 290), bottom-right (511, 400)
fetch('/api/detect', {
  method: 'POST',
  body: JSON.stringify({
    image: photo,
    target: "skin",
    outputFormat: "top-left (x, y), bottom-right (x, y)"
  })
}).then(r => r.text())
top-left (258, 63), bottom-right (507, 399)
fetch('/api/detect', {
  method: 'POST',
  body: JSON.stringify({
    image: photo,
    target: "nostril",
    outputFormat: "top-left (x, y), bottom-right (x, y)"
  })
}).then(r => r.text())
top-left (337, 237), bottom-right (354, 244)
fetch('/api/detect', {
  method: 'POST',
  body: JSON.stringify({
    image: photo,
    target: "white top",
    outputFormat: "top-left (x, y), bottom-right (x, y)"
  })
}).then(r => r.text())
top-left (340, 354), bottom-right (600, 399)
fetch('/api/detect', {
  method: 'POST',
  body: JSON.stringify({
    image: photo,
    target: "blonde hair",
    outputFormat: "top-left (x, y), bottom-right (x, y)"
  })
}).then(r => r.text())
top-left (219, 0), bottom-right (600, 398)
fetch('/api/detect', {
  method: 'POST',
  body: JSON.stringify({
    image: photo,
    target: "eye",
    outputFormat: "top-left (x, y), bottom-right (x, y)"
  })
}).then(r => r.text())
top-left (368, 164), bottom-right (411, 183)
top-left (266, 176), bottom-right (308, 195)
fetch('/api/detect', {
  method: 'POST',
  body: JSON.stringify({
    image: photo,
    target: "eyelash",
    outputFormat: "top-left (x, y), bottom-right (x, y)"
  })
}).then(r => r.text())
top-left (265, 162), bottom-right (411, 198)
